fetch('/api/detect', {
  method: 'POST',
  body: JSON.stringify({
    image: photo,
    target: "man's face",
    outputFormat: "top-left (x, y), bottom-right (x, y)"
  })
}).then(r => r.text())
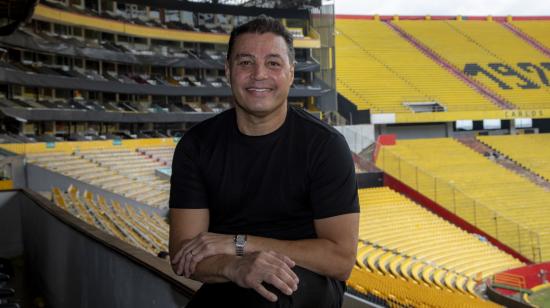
top-left (226, 32), bottom-right (295, 117)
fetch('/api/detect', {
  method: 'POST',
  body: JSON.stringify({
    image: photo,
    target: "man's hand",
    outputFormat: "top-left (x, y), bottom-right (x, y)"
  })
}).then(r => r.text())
top-left (171, 232), bottom-right (233, 277)
top-left (224, 251), bottom-right (299, 302)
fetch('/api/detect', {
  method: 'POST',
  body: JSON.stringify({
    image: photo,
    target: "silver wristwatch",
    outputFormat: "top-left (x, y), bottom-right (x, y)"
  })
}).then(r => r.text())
top-left (234, 234), bottom-right (247, 256)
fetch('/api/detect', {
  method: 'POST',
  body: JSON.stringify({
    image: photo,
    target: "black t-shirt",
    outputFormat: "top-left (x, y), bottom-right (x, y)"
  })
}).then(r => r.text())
top-left (169, 106), bottom-right (359, 240)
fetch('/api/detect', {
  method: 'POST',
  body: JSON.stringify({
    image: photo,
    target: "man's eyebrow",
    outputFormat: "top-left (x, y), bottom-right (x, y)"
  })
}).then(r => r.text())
top-left (266, 53), bottom-right (284, 59)
top-left (233, 53), bottom-right (284, 60)
top-left (234, 53), bottom-right (255, 59)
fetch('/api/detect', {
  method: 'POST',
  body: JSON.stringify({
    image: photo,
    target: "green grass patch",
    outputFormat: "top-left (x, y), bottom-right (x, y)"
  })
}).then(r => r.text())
top-left (529, 286), bottom-right (550, 308)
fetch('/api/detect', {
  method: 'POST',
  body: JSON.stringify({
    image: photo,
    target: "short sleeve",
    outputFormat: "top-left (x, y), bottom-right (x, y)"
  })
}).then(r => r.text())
top-left (169, 134), bottom-right (209, 209)
top-left (309, 134), bottom-right (359, 219)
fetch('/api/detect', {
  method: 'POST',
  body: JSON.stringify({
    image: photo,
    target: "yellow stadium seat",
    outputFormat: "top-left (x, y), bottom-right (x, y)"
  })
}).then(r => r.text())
top-left (398, 19), bottom-right (550, 109)
top-left (336, 18), bottom-right (500, 116)
top-left (376, 138), bottom-right (549, 262)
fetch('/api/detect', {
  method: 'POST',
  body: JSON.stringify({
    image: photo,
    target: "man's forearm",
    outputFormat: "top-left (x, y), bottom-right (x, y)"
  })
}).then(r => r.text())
top-left (190, 254), bottom-right (235, 283)
top-left (174, 214), bottom-right (358, 282)
top-left (246, 236), bottom-right (355, 281)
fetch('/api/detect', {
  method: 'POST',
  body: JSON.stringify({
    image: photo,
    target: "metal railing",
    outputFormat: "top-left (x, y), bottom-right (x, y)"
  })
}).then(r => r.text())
top-left (379, 146), bottom-right (544, 263)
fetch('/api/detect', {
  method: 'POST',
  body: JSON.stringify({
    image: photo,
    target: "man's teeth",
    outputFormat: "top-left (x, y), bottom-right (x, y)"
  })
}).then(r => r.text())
top-left (248, 88), bottom-right (270, 92)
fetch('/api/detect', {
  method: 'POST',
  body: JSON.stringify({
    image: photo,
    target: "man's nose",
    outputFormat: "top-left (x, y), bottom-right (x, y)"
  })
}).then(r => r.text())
top-left (252, 64), bottom-right (268, 80)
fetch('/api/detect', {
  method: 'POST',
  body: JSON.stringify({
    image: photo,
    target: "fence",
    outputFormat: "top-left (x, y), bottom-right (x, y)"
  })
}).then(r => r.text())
top-left (378, 146), bottom-right (544, 263)
top-left (333, 125), bottom-right (375, 154)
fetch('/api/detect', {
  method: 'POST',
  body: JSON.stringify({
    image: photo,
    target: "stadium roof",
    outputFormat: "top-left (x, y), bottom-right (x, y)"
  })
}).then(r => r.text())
top-left (190, 0), bottom-right (321, 9)
top-left (113, 0), bottom-right (313, 18)
top-left (336, 0), bottom-right (550, 16)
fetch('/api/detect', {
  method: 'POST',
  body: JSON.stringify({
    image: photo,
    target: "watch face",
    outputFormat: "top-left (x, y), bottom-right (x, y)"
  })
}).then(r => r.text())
top-left (235, 234), bottom-right (246, 256)
top-left (236, 234), bottom-right (246, 246)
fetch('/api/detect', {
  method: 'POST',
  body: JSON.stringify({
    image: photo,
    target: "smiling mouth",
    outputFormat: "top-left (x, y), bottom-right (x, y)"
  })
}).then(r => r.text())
top-left (246, 87), bottom-right (273, 92)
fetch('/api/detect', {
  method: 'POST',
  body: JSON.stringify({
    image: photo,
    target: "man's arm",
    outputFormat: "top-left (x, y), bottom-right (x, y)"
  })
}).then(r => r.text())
top-left (182, 212), bottom-right (359, 281)
top-left (247, 213), bottom-right (359, 281)
top-left (169, 208), bottom-right (236, 283)
top-left (169, 208), bottom-right (221, 280)
top-left (169, 208), bottom-right (299, 302)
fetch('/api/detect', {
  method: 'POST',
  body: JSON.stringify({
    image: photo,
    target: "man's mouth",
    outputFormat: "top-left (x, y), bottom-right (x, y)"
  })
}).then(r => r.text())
top-left (246, 87), bottom-right (272, 92)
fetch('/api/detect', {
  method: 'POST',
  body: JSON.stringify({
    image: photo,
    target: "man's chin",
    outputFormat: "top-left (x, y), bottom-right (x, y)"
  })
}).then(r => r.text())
top-left (234, 101), bottom-right (286, 118)
top-left (238, 107), bottom-right (274, 118)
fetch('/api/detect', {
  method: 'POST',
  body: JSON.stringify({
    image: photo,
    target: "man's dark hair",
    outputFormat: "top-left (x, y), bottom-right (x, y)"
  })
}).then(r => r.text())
top-left (226, 16), bottom-right (295, 63)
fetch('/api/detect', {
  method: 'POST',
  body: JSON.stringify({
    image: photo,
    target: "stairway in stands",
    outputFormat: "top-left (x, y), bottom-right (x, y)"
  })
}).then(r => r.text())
top-left (455, 135), bottom-right (550, 190)
top-left (385, 21), bottom-right (516, 110)
top-left (501, 22), bottom-right (550, 57)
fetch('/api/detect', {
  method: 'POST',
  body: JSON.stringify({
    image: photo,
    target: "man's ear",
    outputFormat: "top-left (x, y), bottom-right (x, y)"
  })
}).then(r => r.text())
top-left (289, 62), bottom-right (295, 86)
top-left (224, 60), bottom-right (231, 84)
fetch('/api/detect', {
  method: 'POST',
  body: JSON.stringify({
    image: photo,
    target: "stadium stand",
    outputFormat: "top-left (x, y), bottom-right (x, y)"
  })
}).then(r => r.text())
top-left (335, 18), bottom-right (499, 114)
top-left (376, 138), bottom-right (550, 262)
top-left (26, 147), bottom-right (171, 209)
top-left (0, 138), bottom-right (177, 211)
top-left (3, 0), bottom-right (550, 305)
top-left (355, 187), bottom-right (523, 295)
top-left (478, 133), bottom-right (550, 183)
top-left (334, 16), bottom-right (550, 127)
top-left (397, 19), bottom-right (550, 109)
top-left (43, 166), bottom-right (522, 307)
top-left (511, 20), bottom-right (550, 51)
top-left (0, 1), bottom-right (326, 139)
top-left (52, 185), bottom-right (169, 256)
top-left (347, 267), bottom-right (499, 307)
top-left (137, 146), bottom-right (175, 166)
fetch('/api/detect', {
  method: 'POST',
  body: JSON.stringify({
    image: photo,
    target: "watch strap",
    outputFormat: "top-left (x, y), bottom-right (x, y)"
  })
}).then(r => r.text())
top-left (234, 234), bottom-right (247, 256)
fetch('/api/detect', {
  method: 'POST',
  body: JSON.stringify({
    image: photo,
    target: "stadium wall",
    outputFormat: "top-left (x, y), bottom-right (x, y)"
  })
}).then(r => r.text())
top-left (0, 190), bottom-right (23, 258)
top-left (337, 94), bottom-right (371, 125)
top-left (533, 118), bottom-right (550, 133)
top-left (9, 189), bottom-right (198, 308)
top-left (486, 287), bottom-right (529, 308)
top-left (377, 123), bottom-right (449, 139)
top-left (356, 173), bottom-right (383, 189)
top-left (0, 153), bottom-right (27, 189)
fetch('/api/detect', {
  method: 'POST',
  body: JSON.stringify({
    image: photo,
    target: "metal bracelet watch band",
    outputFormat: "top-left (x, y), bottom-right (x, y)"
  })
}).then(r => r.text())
top-left (234, 234), bottom-right (247, 256)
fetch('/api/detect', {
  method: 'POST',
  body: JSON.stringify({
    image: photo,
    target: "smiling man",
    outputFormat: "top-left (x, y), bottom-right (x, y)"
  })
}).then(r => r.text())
top-left (169, 16), bottom-right (359, 307)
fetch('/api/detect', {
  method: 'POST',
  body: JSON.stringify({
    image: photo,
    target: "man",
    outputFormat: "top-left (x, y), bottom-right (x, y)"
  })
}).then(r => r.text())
top-left (169, 16), bottom-right (359, 307)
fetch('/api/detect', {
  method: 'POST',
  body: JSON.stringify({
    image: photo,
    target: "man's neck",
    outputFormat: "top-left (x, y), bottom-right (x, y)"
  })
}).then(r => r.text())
top-left (235, 104), bottom-right (288, 136)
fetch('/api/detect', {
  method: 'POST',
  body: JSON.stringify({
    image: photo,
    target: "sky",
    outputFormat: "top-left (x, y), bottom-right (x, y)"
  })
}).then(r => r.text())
top-left (334, 0), bottom-right (550, 16)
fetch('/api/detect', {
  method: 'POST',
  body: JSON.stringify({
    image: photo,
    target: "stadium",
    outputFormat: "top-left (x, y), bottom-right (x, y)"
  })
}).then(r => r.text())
top-left (0, 0), bottom-right (549, 307)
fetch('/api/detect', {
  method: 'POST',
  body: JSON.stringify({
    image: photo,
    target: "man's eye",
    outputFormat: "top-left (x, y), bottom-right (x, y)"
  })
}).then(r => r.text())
top-left (268, 61), bottom-right (281, 67)
top-left (238, 60), bottom-right (252, 66)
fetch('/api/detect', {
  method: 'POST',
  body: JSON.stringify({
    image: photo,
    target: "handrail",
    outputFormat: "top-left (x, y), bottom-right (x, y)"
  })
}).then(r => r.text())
top-left (19, 188), bottom-right (200, 296)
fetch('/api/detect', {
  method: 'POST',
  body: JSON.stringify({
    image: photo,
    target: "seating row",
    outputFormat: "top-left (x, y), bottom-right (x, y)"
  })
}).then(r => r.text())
top-left (376, 138), bottom-right (550, 261)
top-left (27, 148), bottom-right (170, 209)
top-left (336, 19), bottom-right (497, 113)
top-left (52, 186), bottom-right (169, 256)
